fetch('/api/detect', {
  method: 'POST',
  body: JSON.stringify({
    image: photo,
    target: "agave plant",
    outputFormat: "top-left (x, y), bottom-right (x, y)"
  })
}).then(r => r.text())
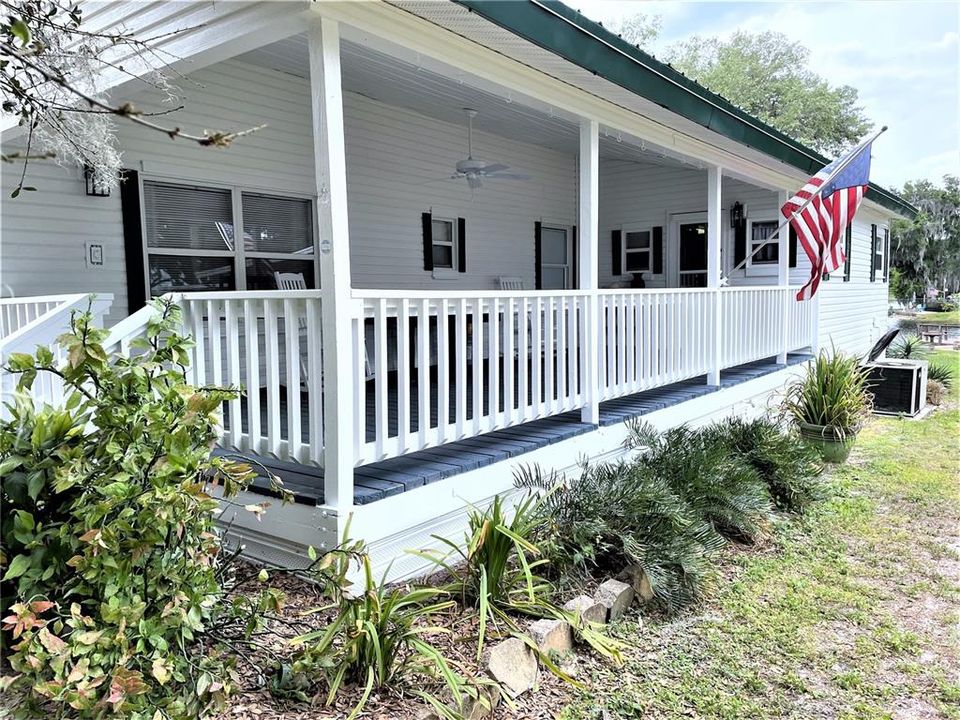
top-left (928, 361), bottom-right (955, 388)
top-left (781, 350), bottom-right (873, 438)
top-left (887, 334), bottom-right (929, 359)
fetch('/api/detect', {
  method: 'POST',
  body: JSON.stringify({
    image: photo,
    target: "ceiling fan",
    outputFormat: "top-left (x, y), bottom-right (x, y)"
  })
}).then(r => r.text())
top-left (451, 108), bottom-right (530, 189)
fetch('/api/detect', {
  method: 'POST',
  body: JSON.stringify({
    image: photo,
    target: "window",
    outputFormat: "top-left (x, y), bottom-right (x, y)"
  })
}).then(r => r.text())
top-left (874, 229), bottom-right (885, 276)
top-left (142, 180), bottom-right (315, 296)
top-left (431, 217), bottom-right (456, 270)
top-left (748, 220), bottom-right (780, 265)
top-left (624, 229), bottom-right (652, 273)
top-left (842, 225), bottom-right (852, 282)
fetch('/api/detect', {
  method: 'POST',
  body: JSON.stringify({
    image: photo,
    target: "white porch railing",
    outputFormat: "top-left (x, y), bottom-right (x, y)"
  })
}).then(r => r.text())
top-left (178, 291), bottom-right (325, 467)
top-left (0, 294), bottom-right (113, 415)
top-left (598, 289), bottom-right (716, 401)
top-left (720, 286), bottom-right (814, 367)
top-left (353, 290), bottom-right (588, 465)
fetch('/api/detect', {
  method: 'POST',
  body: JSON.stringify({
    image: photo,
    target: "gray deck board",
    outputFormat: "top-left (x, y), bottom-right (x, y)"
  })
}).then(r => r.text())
top-left (238, 353), bottom-right (810, 506)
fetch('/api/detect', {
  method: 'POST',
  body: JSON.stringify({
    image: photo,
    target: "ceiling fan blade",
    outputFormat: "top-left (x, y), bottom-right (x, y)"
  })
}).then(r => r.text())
top-left (486, 172), bottom-right (531, 181)
top-left (479, 162), bottom-right (509, 174)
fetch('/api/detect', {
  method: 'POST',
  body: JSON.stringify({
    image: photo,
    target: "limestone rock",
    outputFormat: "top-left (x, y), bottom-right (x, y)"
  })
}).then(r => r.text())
top-left (595, 578), bottom-right (635, 620)
top-left (528, 617), bottom-right (572, 654)
top-left (621, 564), bottom-right (656, 602)
top-left (485, 637), bottom-right (538, 698)
top-left (563, 594), bottom-right (608, 625)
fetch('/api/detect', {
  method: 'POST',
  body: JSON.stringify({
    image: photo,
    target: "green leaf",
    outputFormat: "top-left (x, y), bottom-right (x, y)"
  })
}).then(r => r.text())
top-left (10, 18), bottom-right (30, 44)
top-left (3, 554), bottom-right (32, 580)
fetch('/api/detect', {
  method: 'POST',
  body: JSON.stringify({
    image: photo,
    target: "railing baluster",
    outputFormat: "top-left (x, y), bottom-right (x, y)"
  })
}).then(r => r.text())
top-left (531, 296), bottom-right (542, 416)
top-left (398, 298), bottom-right (410, 451)
top-left (306, 297), bottom-right (323, 466)
top-left (284, 298), bottom-right (302, 461)
top-left (456, 298), bottom-right (468, 438)
top-left (437, 299), bottom-right (450, 442)
top-left (244, 300), bottom-right (261, 455)
top-left (519, 296), bottom-right (529, 414)
top-left (418, 298), bottom-right (431, 446)
top-left (503, 297), bottom-right (515, 424)
top-left (374, 299), bottom-right (388, 458)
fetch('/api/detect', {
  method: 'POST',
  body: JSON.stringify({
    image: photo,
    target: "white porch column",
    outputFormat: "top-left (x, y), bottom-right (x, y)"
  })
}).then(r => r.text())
top-left (707, 165), bottom-right (723, 386)
top-left (777, 189), bottom-right (790, 364)
top-left (309, 19), bottom-right (354, 513)
top-left (579, 118), bottom-right (600, 425)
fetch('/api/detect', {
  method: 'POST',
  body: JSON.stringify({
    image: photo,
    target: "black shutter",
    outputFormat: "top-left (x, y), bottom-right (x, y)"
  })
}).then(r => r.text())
top-left (789, 225), bottom-right (798, 268)
top-left (571, 225), bottom-right (578, 289)
top-left (611, 229), bottom-right (622, 276)
top-left (457, 217), bottom-right (466, 273)
top-left (652, 226), bottom-right (663, 275)
top-left (734, 218), bottom-right (746, 268)
top-left (843, 225), bottom-right (853, 282)
top-left (534, 221), bottom-right (543, 290)
top-left (421, 212), bottom-right (433, 271)
top-left (870, 224), bottom-right (878, 282)
top-left (119, 169), bottom-right (147, 311)
top-left (883, 227), bottom-right (890, 282)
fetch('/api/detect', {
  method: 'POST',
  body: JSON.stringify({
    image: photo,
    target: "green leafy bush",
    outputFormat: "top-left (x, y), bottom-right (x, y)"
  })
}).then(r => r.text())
top-left (705, 417), bottom-right (823, 513)
top-left (517, 462), bottom-right (724, 613)
top-left (0, 301), bottom-right (276, 719)
top-left (627, 422), bottom-right (774, 543)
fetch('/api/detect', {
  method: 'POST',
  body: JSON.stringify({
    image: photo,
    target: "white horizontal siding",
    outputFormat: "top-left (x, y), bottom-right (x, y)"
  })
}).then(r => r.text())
top-left (817, 208), bottom-right (891, 357)
top-left (598, 163), bottom-right (813, 288)
top-left (0, 162), bottom-right (127, 324)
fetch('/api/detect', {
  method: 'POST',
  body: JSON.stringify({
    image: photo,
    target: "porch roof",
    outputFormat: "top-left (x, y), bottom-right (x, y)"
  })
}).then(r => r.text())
top-left (436, 0), bottom-right (916, 220)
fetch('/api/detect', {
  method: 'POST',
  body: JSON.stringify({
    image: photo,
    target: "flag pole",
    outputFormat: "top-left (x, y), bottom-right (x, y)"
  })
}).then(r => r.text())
top-left (727, 125), bottom-right (888, 276)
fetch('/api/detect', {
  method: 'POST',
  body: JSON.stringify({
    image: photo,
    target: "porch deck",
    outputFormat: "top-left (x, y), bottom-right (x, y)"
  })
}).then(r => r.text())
top-left (240, 353), bottom-right (811, 505)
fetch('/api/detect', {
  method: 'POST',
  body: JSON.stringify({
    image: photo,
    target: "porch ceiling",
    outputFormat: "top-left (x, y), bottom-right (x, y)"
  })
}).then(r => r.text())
top-left (238, 35), bottom-right (689, 169)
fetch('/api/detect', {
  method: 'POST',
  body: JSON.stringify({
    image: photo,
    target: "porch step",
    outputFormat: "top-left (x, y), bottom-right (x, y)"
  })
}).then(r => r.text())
top-left (236, 353), bottom-right (811, 506)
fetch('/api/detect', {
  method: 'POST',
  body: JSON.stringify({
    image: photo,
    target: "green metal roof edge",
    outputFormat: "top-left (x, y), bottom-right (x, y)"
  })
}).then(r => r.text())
top-left (451, 0), bottom-right (917, 219)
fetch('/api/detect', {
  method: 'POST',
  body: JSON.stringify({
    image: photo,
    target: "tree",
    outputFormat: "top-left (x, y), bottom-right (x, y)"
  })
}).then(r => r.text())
top-left (604, 13), bottom-right (662, 49)
top-left (891, 175), bottom-right (960, 294)
top-left (666, 31), bottom-right (871, 156)
top-left (1, 0), bottom-right (259, 198)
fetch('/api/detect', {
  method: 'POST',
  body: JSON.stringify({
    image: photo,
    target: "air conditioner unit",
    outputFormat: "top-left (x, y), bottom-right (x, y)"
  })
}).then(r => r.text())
top-left (862, 329), bottom-right (928, 417)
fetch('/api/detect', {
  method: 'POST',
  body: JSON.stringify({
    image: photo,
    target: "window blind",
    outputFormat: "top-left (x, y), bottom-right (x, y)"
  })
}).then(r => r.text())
top-left (143, 181), bottom-right (234, 251)
top-left (242, 193), bottom-right (314, 255)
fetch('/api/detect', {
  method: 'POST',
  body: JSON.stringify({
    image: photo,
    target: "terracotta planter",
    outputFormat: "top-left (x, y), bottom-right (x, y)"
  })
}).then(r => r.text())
top-left (798, 421), bottom-right (857, 463)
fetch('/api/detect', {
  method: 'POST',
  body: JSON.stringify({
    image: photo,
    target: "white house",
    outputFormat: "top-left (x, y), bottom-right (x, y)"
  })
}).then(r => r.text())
top-left (0, 0), bottom-right (915, 578)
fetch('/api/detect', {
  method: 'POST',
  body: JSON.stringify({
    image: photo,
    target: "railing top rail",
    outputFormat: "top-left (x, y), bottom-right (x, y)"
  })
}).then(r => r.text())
top-left (0, 293), bottom-right (88, 307)
top-left (598, 287), bottom-right (717, 295)
top-left (178, 290), bottom-right (321, 301)
top-left (720, 285), bottom-right (805, 292)
top-left (1, 293), bottom-right (112, 355)
top-left (352, 289), bottom-right (593, 300)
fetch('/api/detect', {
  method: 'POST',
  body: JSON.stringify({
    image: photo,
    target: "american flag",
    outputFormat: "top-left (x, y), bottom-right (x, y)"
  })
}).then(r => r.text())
top-left (781, 137), bottom-right (873, 300)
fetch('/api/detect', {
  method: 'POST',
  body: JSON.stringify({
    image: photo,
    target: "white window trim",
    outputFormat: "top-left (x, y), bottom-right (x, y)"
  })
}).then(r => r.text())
top-left (746, 217), bottom-right (780, 271)
top-left (430, 215), bottom-right (459, 279)
top-left (874, 226), bottom-right (886, 282)
top-left (622, 225), bottom-right (653, 275)
top-left (139, 175), bottom-right (319, 295)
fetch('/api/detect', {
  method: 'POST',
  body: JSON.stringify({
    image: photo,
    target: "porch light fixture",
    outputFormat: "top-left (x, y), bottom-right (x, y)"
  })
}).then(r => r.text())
top-left (84, 165), bottom-right (110, 197)
top-left (730, 201), bottom-right (744, 228)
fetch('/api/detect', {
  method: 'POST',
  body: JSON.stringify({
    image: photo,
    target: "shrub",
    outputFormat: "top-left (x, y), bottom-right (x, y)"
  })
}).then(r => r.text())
top-left (926, 379), bottom-right (947, 405)
top-left (709, 417), bottom-right (823, 513)
top-left (291, 542), bottom-right (474, 720)
top-left (781, 350), bottom-right (873, 436)
top-left (0, 301), bottom-right (278, 719)
top-left (517, 462), bottom-right (724, 613)
top-left (888, 334), bottom-right (929, 359)
top-left (928, 362), bottom-right (955, 388)
top-left (628, 422), bottom-right (774, 543)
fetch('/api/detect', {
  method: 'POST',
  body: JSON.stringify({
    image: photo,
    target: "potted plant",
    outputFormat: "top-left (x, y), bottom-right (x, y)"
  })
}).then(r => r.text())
top-left (781, 350), bottom-right (873, 462)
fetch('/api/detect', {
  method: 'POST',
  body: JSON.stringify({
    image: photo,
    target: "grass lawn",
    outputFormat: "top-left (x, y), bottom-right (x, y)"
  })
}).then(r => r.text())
top-left (914, 309), bottom-right (960, 326)
top-left (561, 351), bottom-right (960, 720)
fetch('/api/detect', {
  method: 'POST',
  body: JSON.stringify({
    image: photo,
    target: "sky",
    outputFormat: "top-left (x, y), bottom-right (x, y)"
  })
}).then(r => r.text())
top-left (578, 0), bottom-right (959, 191)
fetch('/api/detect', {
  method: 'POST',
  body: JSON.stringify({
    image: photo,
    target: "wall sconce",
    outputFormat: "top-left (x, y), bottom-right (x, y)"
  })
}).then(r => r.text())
top-left (729, 201), bottom-right (744, 228)
top-left (84, 165), bottom-right (111, 197)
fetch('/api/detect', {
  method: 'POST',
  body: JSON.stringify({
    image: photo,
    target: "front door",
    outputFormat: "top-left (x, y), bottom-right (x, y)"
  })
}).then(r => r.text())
top-left (540, 226), bottom-right (572, 289)
top-left (678, 222), bottom-right (708, 287)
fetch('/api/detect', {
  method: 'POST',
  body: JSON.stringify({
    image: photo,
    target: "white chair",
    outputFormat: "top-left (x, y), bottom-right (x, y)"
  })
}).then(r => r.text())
top-left (497, 276), bottom-right (525, 291)
top-left (274, 271), bottom-right (374, 381)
